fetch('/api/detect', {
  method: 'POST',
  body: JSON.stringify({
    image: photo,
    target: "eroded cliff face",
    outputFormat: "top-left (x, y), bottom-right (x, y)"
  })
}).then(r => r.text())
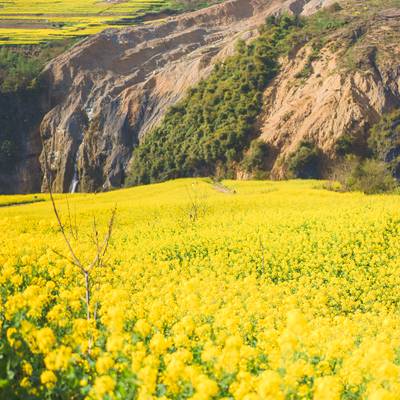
top-left (38, 0), bottom-right (318, 192)
top-left (258, 8), bottom-right (400, 177)
top-left (4, 0), bottom-right (399, 193)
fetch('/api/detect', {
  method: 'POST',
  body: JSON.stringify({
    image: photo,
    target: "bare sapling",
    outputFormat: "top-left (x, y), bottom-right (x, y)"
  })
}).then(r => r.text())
top-left (184, 182), bottom-right (208, 224)
top-left (41, 139), bottom-right (116, 353)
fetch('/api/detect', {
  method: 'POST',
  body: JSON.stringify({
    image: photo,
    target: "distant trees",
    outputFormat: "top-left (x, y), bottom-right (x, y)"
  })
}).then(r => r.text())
top-left (368, 109), bottom-right (400, 178)
top-left (0, 47), bottom-right (42, 93)
top-left (328, 110), bottom-right (400, 194)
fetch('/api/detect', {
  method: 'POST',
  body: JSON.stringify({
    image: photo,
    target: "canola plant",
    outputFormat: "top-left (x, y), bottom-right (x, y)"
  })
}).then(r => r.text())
top-left (0, 0), bottom-right (173, 45)
top-left (1, 179), bottom-right (400, 399)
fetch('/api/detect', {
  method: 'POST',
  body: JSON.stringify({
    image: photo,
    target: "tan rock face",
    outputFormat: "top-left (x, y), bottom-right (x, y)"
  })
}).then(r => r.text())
top-left (7, 0), bottom-right (398, 193)
top-left (38, 0), bottom-right (321, 192)
top-left (258, 14), bottom-right (400, 178)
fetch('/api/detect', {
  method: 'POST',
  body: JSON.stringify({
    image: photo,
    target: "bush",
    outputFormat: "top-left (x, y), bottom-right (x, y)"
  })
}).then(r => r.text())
top-left (335, 134), bottom-right (356, 156)
top-left (331, 157), bottom-right (396, 194)
top-left (368, 109), bottom-right (400, 177)
top-left (287, 141), bottom-right (321, 179)
top-left (241, 140), bottom-right (270, 174)
top-left (347, 159), bottom-right (396, 194)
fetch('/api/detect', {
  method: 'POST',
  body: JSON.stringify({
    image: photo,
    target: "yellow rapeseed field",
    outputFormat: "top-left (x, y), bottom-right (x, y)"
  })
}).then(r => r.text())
top-left (1, 179), bottom-right (400, 399)
top-left (0, 0), bottom-right (172, 45)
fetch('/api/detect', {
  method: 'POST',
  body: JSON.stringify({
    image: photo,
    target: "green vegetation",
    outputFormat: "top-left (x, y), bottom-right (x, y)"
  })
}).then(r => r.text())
top-left (241, 140), bottom-right (270, 175)
top-left (0, 42), bottom-right (74, 93)
top-left (328, 109), bottom-right (400, 194)
top-left (0, 42), bottom-right (73, 173)
top-left (127, 15), bottom-right (303, 185)
top-left (331, 156), bottom-right (396, 194)
top-left (0, 48), bottom-right (42, 93)
top-left (368, 109), bottom-right (400, 177)
top-left (127, 5), bottom-right (351, 186)
top-left (287, 140), bottom-right (322, 179)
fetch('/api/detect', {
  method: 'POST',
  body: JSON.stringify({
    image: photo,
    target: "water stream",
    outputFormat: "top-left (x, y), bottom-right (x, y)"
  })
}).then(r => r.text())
top-left (69, 140), bottom-right (84, 193)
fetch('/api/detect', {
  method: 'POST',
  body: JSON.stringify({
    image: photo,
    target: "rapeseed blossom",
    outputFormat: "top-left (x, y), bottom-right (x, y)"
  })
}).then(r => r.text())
top-left (1, 179), bottom-right (400, 398)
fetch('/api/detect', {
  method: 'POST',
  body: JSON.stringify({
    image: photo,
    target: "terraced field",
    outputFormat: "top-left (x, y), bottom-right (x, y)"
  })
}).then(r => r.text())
top-left (0, 0), bottom-right (174, 45)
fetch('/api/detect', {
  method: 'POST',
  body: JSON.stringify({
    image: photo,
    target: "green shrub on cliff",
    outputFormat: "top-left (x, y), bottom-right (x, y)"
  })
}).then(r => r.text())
top-left (126, 2), bottom-right (350, 187)
top-left (127, 15), bottom-right (303, 186)
top-left (287, 140), bottom-right (322, 179)
top-left (368, 109), bottom-right (400, 177)
top-left (0, 48), bottom-right (42, 93)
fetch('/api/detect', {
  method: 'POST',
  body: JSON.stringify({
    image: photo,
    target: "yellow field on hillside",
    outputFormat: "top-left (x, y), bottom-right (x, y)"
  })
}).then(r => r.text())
top-left (0, 0), bottom-right (173, 45)
top-left (1, 179), bottom-right (400, 399)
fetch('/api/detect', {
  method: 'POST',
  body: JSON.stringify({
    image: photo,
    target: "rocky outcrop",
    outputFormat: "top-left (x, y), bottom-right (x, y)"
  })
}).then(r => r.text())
top-left (258, 10), bottom-right (400, 177)
top-left (3, 0), bottom-right (399, 193)
top-left (38, 0), bottom-right (323, 192)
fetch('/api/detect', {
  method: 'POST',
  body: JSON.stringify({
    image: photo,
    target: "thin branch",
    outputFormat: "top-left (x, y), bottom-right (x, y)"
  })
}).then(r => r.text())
top-left (88, 206), bottom-right (117, 271)
top-left (50, 248), bottom-right (83, 271)
top-left (92, 215), bottom-right (101, 265)
top-left (65, 194), bottom-right (78, 240)
top-left (41, 136), bottom-right (85, 272)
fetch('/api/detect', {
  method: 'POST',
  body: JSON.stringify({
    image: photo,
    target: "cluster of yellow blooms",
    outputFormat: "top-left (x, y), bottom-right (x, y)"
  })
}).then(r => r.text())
top-left (1, 179), bottom-right (400, 399)
top-left (0, 0), bottom-right (173, 45)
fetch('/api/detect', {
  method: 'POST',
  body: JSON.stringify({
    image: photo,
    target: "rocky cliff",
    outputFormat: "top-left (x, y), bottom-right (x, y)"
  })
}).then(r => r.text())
top-left (2, 0), bottom-right (400, 193)
top-left (259, 6), bottom-right (400, 178)
top-left (39, 0), bottom-right (318, 192)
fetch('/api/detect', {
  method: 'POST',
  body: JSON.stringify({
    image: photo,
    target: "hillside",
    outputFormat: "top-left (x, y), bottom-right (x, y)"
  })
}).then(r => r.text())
top-left (2, 179), bottom-right (400, 398)
top-left (0, 0), bottom-right (400, 194)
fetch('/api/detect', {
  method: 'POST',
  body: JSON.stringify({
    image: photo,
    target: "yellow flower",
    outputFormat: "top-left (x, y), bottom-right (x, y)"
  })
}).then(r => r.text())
top-left (96, 355), bottom-right (115, 374)
top-left (44, 346), bottom-right (72, 371)
top-left (20, 377), bottom-right (30, 388)
top-left (314, 376), bottom-right (341, 400)
top-left (149, 333), bottom-right (169, 354)
top-left (369, 388), bottom-right (396, 400)
top-left (6, 327), bottom-right (18, 347)
top-left (135, 319), bottom-right (152, 337)
top-left (40, 370), bottom-right (57, 388)
top-left (36, 327), bottom-right (56, 353)
top-left (106, 334), bottom-right (125, 353)
top-left (22, 361), bottom-right (33, 376)
top-left (92, 375), bottom-right (116, 399)
top-left (257, 370), bottom-right (284, 399)
top-left (194, 375), bottom-right (219, 399)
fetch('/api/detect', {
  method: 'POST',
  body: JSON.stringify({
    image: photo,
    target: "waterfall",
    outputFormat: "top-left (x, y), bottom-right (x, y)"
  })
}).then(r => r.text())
top-left (70, 162), bottom-right (79, 193)
top-left (69, 140), bottom-right (83, 193)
